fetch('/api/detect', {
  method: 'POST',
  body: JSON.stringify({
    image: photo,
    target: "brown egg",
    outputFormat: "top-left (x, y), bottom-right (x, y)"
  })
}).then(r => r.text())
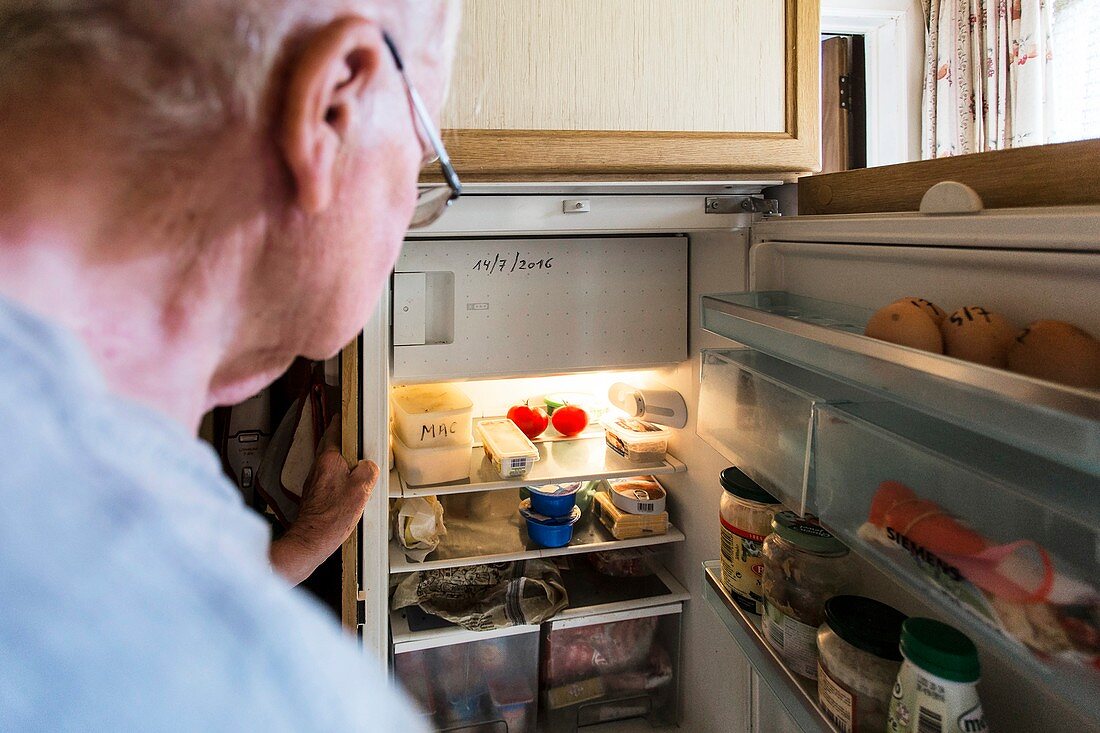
top-left (1008, 320), bottom-right (1100, 389)
top-left (865, 302), bottom-right (944, 353)
top-left (890, 297), bottom-right (947, 326)
top-left (941, 306), bottom-right (1017, 367)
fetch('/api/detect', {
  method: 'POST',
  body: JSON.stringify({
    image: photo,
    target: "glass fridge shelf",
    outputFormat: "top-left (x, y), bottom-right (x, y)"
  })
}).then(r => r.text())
top-left (702, 562), bottom-right (838, 733)
top-left (701, 291), bottom-right (1100, 477)
top-left (392, 435), bottom-right (686, 499)
top-left (390, 488), bottom-right (685, 574)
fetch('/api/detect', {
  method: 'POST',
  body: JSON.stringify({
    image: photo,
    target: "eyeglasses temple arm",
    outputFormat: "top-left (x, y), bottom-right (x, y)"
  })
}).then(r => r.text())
top-left (382, 31), bottom-right (463, 197)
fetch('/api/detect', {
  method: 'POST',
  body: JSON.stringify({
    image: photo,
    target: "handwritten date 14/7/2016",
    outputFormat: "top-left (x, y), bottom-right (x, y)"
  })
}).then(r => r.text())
top-left (472, 252), bottom-right (554, 275)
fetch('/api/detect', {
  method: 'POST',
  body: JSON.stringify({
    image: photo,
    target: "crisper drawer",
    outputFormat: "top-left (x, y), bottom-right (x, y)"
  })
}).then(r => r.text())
top-left (393, 237), bottom-right (687, 382)
top-left (811, 401), bottom-right (1100, 715)
top-left (539, 604), bottom-right (681, 732)
top-left (394, 628), bottom-right (540, 732)
top-left (696, 348), bottom-right (873, 509)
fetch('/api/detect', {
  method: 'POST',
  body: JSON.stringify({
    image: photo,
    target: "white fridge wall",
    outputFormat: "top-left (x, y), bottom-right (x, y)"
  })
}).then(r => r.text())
top-left (659, 229), bottom-right (759, 732)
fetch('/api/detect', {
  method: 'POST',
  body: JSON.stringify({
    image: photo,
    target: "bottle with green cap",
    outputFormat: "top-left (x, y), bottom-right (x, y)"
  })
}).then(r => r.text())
top-left (886, 618), bottom-right (987, 733)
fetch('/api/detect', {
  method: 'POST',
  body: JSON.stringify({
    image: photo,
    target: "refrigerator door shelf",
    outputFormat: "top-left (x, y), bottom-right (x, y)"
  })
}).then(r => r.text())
top-left (389, 488), bottom-right (685, 574)
top-left (701, 291), bottom-right (1100, 477)
top-left (812, 401), bottom-right (1100, 726)
top-left (696, 348), bottom-right (876, 512)
top-left (392, 435), bottom-right (686, 499)
top-left (702, 561), bottom-right (838, 733)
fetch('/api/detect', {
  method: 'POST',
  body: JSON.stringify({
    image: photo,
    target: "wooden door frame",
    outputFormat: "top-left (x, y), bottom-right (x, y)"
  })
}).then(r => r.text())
top-left (439, 0), bottom-right (820, 181)
top-left (339, 338), bottom-right (361, 632)
top-left (820, 1), bottom-right (922, 167)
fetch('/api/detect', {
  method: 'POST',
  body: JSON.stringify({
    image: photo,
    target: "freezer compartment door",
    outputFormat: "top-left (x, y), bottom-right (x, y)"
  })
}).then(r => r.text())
top-left (393, 237), bottom-right (687, 382)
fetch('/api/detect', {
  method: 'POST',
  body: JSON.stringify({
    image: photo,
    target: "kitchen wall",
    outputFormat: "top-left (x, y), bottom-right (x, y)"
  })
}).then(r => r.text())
top-left (821, 0), bottom-right (924, 164)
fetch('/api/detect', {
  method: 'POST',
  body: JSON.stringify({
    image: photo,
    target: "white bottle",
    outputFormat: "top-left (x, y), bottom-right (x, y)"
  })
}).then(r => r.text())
top-left (886, 618), bottom-right (987, 733)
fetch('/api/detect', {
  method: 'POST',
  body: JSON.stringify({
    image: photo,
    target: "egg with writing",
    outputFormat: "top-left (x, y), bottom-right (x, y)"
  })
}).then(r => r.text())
top-left (1008, 320), bottom-right (1100, 389)
top-left (890, 296), bottom-right (946, 326)
top-left (865, 302), bottom-right (944, 353)
top-left (941, 306), bottom-right (1017, 367)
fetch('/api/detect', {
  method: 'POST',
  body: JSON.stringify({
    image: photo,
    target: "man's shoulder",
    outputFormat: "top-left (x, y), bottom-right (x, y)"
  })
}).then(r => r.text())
top-left (0, 418), bottom-right (420, 731)
top-left (0, 377), bottom-right (420, 729)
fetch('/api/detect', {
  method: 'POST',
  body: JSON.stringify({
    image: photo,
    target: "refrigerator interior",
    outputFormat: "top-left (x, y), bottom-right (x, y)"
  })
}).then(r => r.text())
top-left (372, 190), bottom-right (1100, 733)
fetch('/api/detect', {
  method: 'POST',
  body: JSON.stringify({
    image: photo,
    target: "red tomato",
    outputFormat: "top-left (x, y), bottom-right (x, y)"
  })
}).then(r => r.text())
top-left (551, 404), bottom-right (588, 437)
top-left (507, 402), bottom-right (548, 439)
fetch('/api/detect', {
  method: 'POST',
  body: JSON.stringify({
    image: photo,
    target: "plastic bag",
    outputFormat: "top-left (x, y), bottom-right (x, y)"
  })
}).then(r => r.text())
top-left (393, 496), bottom-right (447, 562)
top-left (391, 560), bottom-right (568, 631)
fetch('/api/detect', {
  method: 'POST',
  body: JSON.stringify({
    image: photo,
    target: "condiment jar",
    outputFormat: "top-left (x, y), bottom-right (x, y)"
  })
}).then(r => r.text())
top-left (886, 618), bottom-right (985, 733)
top-left (718, 467), bottom-right (781, 614)
top-left (816, 595), bottom-right (907, 733)
top-left (761, 512), bottom-right (850, 679)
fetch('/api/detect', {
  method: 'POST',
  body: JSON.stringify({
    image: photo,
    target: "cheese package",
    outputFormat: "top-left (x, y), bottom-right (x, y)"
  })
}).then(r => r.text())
top-left (594, 490), bottom-right (669, 540)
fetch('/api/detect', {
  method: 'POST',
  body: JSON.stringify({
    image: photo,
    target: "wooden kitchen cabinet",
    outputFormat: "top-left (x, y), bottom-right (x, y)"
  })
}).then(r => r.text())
top-left (439, 0), bottom-right (820, 180)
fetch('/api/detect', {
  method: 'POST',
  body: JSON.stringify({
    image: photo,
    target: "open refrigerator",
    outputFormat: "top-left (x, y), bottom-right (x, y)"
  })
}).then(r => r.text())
top-left (351, 181), bottom-right (1100, 733)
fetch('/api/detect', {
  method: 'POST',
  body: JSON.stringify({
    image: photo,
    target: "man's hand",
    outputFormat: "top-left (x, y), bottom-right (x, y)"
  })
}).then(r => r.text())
top-left (270, 419), bottom-right (378, 585)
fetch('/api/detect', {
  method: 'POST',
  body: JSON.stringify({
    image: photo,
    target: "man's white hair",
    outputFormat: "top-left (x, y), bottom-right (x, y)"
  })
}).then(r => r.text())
top-left (0, 1), bottom-right (438, 178)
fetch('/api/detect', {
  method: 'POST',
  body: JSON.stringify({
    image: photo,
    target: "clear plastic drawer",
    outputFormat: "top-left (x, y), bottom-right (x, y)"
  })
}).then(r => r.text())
top-left (539, 604), bottom-right (682, 732)
top-left (393, 628), bottom-right (539, 732)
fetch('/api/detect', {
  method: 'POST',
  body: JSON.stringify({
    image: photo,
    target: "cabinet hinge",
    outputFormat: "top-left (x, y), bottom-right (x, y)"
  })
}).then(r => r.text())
top-left (839, 75), bottom-right (852, 110)
top-left (704, 196), bottom-right (780, 218)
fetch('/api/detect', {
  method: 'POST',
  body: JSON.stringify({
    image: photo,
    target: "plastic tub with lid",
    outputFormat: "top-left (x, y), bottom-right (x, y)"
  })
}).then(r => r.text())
top-left (602, 416), bottom-right (671, 463)
top-left (391, 429), bottom-right (471, 486)
top-left (519, 500), bottom-right (581, 548)
top-left (527, 482), bottom-right (583, 517)
top-left (477, 419), bottom-right (540, 479)
top-left (544, 392), bottom-right (601, 418)
top-left (390, 383), bottom-right (473, 449)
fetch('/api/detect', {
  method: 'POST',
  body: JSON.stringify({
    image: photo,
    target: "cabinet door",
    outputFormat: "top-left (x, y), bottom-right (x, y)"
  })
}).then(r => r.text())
top-left (441, 0), bottom-right (820, 180)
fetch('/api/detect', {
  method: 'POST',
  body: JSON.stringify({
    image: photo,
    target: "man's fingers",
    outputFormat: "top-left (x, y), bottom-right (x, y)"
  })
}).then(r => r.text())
top-left (348, 459), bottom-right (380, 503)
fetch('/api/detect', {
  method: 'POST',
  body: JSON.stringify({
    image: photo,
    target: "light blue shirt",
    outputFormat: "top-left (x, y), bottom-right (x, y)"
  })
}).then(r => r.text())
top-left (0, 297), bottom-right (425, 732)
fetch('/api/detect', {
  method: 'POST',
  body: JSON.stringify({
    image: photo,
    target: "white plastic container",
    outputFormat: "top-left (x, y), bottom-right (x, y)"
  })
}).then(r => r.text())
top-left (602, 416), bottom-right (671, 463)
top-left (390, 383), bottom-right (473, 449)
top-left (477, 419), bottom-right (540, 479)
top-left (391, 429), bottom-right (471, 486)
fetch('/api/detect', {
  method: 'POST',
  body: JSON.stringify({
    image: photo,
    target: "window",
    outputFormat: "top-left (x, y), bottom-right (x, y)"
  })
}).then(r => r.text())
top-left (1053, 0), bottom-right (1100, 142)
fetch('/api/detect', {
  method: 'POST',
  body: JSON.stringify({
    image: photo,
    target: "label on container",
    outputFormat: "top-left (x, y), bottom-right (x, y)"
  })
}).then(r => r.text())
top-left (886, 660), bottom-right (986, 733)
top-left (719, 515), bottom-right (767, 613)
top-left (605, 431), bottom-right (628, 458)
top-left (762, 601), bottom-right (820, 679)
top-left (818, 662), bottom-right (855, 732)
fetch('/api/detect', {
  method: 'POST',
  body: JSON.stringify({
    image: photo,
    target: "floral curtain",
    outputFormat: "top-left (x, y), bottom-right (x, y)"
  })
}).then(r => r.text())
top-left (922, 0), bottom-right (1055, 158)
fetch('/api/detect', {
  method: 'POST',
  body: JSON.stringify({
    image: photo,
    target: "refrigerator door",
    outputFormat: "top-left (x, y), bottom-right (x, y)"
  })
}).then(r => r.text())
top-left (698, 205), bottom-right (1100, 733)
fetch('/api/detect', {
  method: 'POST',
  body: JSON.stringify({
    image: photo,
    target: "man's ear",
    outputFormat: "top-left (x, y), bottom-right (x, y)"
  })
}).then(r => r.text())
top-left (279, 17), bottom-right (383, 215)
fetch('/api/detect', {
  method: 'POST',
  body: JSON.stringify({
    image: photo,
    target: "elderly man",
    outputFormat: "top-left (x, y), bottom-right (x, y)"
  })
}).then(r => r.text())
top-left (0, 0), bottom-right (458, 729)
